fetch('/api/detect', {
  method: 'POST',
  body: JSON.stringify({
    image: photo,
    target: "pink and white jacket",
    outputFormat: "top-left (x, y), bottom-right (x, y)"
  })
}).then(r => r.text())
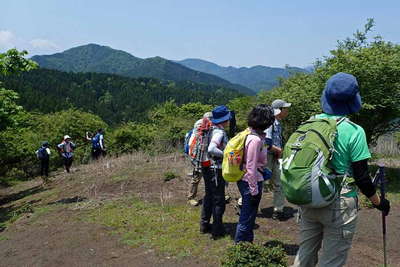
top-left (241, 129), bottom-right (268, 196)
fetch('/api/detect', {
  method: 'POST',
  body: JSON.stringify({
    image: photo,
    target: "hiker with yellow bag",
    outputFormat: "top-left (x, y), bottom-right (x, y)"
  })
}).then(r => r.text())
top-left (222, 104), bottom-right (276, 243)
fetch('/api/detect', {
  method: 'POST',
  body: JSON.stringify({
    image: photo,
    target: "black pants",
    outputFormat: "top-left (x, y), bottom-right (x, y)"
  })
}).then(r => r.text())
top-left (92, 149), bottom-right (102, 160)
top-left (201, 167), bottom-right (226, 235)
top-left (63, 157), bottom-right (73, 172)
top-left (40, 159), bottom-right (49, 177)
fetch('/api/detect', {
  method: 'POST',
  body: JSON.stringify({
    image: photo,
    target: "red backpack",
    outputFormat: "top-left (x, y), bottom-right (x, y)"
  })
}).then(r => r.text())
top-left (188, 117), bottom-right (213, 169)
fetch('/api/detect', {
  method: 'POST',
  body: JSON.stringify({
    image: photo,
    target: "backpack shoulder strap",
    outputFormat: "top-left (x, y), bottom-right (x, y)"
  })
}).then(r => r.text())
top-left (336, 117), bottom-right (347, 125)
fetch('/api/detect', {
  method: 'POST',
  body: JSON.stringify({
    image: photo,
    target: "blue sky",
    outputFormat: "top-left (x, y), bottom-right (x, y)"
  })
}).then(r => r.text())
top-left (1, 0), bottom-right (399, 67)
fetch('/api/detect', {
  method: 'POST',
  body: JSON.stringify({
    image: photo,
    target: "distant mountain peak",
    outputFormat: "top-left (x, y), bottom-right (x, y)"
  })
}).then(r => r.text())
top-left (31, 44), bottom-right (255, 95)
top-left (176, 58), bottom-right (308, 91)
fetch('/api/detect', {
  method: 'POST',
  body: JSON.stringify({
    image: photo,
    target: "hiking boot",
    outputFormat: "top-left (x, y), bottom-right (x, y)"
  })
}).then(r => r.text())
top-left (211, 223), bottom-right (226, 239)
top-left (200, 223), bottom-right (211, 234)
top-left (188, 199), bottom-right (199, 206)
top-left (272, 210), bottom-right (285, 220)
top-left (211, 229), bottom-right (226, 240)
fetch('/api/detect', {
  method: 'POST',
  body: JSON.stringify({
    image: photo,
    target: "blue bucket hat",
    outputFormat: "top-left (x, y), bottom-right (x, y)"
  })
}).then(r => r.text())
top-left (211, 105), bottom-right (231, 124)
top-left (320, 72), bottom-right (362, 116)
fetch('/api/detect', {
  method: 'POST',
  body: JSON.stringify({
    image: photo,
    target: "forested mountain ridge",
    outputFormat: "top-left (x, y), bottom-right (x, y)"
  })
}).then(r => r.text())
top-left (31, 44), bottom-right (255, 95)
top-left (1, 68), bottom-right (243, 125)
top-left (176, 58), bottom-right (308, 92)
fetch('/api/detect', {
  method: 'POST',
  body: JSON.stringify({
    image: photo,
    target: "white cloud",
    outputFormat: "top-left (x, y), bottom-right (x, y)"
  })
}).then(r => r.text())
top-left (29, 38), bottom-right (59, 50)
top-left (0, 30), bottom-right (60, 54)
top-left (0, 30), bottom-right (16, 49)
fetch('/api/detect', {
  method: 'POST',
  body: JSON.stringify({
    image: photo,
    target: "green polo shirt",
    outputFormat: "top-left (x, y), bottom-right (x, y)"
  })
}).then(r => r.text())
top-left (315, 113), bottom-right (371, 194)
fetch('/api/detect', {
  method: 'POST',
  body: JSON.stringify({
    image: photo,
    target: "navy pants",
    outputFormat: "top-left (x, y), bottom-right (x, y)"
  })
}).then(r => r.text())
top-left (200, 167), bottom-right (226, 235)
top-left (235, 180), bottom-right (263, 243)
top-left (40, 159), bottom-right (49, 177)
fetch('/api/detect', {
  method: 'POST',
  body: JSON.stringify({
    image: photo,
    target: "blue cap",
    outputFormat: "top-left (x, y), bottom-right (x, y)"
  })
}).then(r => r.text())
top-left (211, 105), bottom-right (231, 124)
top-left (320, 72), bottom-right (362, 116)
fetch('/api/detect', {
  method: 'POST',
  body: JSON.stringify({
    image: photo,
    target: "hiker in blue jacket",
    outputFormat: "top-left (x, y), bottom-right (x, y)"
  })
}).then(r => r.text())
top-left (86, 129), bottom-right (105, 160)
top-left (36, 141), bottom-right (51, 184)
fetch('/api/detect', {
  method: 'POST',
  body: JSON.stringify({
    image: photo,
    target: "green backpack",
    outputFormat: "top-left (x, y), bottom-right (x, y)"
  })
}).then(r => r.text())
top-left (281, 117), bottom-right (345, 208)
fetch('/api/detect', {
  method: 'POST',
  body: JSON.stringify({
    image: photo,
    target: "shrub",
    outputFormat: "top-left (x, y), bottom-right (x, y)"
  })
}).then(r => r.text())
top-left (108, 123), bottom-right (157, 154)
top-left (163, 171), bottom-right (178, 182)
top-left (221, 242), bottom-right (287, 267)
top-left (149, 100), bottom-right (211, 148)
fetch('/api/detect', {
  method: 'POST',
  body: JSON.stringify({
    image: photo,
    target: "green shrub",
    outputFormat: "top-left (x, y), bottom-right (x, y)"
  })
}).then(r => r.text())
top-left (149, 100), bottom-right (211, 148)
top-left (108, 123), bottom-right (157, 154)
top-left (163, 171), bottom-right (178, 182)
top-left (221, 242), bottom-right (287, 267)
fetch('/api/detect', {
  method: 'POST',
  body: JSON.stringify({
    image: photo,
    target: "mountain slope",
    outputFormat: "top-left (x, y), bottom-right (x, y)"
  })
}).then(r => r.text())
top-left (176, 58), bottom-right (308, 92)
top-left (31, 44), bottom-right (254, 95)
top-left (1, 68), bottom-right (243, 124)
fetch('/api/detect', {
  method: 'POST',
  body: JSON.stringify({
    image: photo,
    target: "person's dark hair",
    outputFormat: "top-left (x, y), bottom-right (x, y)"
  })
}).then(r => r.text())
top-left (98, 128), bottom-right (103, 133)
top-left (247, 104), bottom-right (275, 131)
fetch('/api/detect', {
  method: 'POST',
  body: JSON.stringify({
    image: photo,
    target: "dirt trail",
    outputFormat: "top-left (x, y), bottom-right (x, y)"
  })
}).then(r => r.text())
top-left (0, 155), bottom-right (399, 267)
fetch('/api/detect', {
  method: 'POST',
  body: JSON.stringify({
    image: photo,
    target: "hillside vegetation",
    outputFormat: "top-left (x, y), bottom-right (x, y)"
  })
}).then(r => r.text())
top-left (1, 68), bottom-right (242, 125)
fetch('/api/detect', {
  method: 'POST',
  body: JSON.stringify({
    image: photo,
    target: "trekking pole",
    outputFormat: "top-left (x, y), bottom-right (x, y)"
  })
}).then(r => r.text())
top-left (374, 163), bottom-right (387, 267)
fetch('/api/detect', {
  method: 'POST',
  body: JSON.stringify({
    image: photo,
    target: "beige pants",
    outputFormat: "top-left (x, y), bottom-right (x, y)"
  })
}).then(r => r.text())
top-left (292, 196), bottom-right (358, 267)
top-left (266, 153), bottom-right (285, 212)
top-left (187, 171), bottom-right (201, 200)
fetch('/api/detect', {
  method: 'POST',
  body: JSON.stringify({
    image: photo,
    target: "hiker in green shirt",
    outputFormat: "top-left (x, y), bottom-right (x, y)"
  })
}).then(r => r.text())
top-left (292, 72), bottom-right (390, 267)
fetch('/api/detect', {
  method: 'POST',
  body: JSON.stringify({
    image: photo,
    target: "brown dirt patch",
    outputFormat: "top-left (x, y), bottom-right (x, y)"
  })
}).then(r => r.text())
top-left (1, 153), bottom-right (399, 266)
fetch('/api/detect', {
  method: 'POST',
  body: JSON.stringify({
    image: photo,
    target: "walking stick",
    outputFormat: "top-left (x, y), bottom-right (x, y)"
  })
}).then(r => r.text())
top-left (373, 163), bottom-right (387, 267)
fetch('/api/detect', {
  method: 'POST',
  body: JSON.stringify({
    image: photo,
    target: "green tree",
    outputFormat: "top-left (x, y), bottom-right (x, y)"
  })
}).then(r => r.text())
top-left (0, 49), bottom-right (37, 130)
top-left (0, 49), bottom-right (37, 76)
top-left (258, 19), bottom-right (400, 141)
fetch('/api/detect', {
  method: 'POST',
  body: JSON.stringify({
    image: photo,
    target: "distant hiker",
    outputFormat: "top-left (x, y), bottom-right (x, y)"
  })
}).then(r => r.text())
top-left (186, 112), bottom-right (213, 206)
top-left (86, 129), bottom-right (105, 160)
top-left (234, 104), bottom-right (275, 243)
top-left (36, 141), bottom-right (51, 184)
top-left (289, 73), bottom-right (390, 267)
top-left (57, 135), bottom-right (76, 173)
top-left (264, 99), bottom-right (291, 220)
top-left (200, 105), bottom-right (231, 239)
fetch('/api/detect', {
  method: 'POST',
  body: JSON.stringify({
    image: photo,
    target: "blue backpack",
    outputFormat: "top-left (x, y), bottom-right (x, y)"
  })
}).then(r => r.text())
top-left (92, 133), bottom-right (102, 150)
top-left (184, 129), bottom-right (193, 155)
top-left (37, 147), bottom-right (49, 160)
